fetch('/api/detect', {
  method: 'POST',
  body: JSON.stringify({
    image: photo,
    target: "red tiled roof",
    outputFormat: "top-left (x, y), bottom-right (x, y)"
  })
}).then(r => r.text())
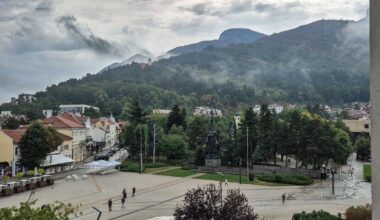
top-left (43, 116), bottom-right (84, 129)
top-left (60, 112), bottom-right (86, 124)
top-left (2, 129), bottom-right (25, 144)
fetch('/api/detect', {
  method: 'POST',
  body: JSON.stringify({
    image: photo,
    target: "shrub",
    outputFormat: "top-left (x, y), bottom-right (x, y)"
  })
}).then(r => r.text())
top-left (120, 160), bottom-right (144, 173)
top-left (345, 204), bottom-right (371, 220)
top-left (16, 172), bottom-right (24, 180)
top-left (144, 162), bottom-right (168, 168)
top-left (37, 168), bottom-right (45, 175)
top-left (292, 210), bottom-right (340, 220)
top-left (258, 173), bottom-right (313, 185)
top-left (27, 170), bottom-right (35, 177)
top-left (363, 164), bottom-right (371, 182)
top-left (174, 184), bottom-right (258, 219)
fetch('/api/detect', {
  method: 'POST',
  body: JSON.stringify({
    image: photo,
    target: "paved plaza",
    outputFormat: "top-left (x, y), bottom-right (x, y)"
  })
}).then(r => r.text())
top-left (0, 158), bottom-right (371, 220)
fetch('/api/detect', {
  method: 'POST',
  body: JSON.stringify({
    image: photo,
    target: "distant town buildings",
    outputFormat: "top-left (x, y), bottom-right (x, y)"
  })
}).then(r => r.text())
top-left (253, 104), bottom-right (284, 114)
top-left (42, 109), bottom-right (53, 118)
top-left (59, 104), bottom-right (99, 114)
top-left (1, 111), bottom-right (12, 117)
top-left (193, 106), bottom-right (222, 117)
top-left (10, 94), bottom-right (36, 105)
top-left (153, 109), bottom-right (171, 115)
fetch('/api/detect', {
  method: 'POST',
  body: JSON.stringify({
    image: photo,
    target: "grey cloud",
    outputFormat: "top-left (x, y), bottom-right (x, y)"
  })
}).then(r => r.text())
top-left (35, 0), bottom-right (53, 12)
top-left (190, 3), bottom-right (210, 16)
top-left (57, 15), bottom-right (122, 56)
top-left (254, 3), bottom-right (274, 12)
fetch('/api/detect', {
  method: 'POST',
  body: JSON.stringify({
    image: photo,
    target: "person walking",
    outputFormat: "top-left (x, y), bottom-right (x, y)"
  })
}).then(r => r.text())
top-left (108, 198), bottom-right (113, 211)
top-left (121, 197), bottom-right (126, 209)
top-left (132, 187), bottom-right (136, 197)
top-left (282, 193), bottom-right (286, 204)
top-left (122, 188), bottom-right (127, 199)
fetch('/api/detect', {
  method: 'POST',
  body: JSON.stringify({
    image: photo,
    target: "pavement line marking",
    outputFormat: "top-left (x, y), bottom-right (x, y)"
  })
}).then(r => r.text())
top-left (109, 194), bottom-right (184, 220)
top-left (91, 175), bottom-right (102, 193)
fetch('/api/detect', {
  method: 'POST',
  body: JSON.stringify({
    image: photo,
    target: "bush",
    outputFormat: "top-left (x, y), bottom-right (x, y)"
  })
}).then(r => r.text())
top-left (345, 204), bottom-right (371, 220)
top-left (27, 170), bottom-right (35, 177)
top-left (363, 164), bottom-right (371, 182)
top-left (120, 160), bottom-right (144, 173)
top-left (37, 168), bottom-right (45, 175)
top-left (258, 173), bottom-right (313, 185)
top-left (292, 210), bottom-right (340, 220)
top-left (144, 162), bottom-right (168, 168)
top-left (16, 172), bottom-right (24, 180)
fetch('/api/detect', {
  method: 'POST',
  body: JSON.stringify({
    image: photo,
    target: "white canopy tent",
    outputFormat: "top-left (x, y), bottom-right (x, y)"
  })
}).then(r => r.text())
top-left (83, 160), bottom-right (121, 174)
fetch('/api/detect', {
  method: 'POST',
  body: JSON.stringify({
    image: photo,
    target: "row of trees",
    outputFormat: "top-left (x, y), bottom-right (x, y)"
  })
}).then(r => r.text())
top-left (119, 99), bottom-right (353, 169)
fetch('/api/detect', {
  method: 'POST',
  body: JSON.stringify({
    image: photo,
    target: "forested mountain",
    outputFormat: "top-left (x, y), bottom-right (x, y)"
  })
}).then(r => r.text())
top-left (167, 28), bottom-right (267, 55)
top-left (0, 17), bottom-right (369, 118)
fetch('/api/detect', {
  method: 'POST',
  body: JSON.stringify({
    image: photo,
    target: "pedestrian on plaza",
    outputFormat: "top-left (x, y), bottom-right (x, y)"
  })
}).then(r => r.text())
top-left (108, 198), bottom-right (113, 211)
top-left (122, 188), bottom-right (127, 199)
top-left (121, 197), bottom-right (126, 209)
top-left (132, 187), bottom-right (136, 197)
top-left (282, 193), bottom-right (286, 204)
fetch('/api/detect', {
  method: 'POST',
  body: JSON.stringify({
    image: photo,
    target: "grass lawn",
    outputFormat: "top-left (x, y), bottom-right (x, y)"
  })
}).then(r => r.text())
top-left (363, 164), bottom-right (371, 182)
top-left (154, 168), bottom-right (195, 177)
top-left (194, 173), bottom-right (289, 186)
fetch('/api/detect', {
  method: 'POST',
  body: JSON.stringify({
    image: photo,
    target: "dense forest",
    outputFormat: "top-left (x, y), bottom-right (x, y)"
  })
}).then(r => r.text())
top-left (0, 17), bottom-right (369, 118)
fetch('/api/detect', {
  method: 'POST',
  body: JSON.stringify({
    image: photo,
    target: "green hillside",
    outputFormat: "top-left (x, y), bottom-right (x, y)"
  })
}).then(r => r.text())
top-left (0, 18), bottom-right (369, 117)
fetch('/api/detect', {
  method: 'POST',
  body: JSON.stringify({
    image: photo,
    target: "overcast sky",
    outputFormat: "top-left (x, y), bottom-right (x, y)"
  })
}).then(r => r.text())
top-left (0, 0), bottom-right (368, 103)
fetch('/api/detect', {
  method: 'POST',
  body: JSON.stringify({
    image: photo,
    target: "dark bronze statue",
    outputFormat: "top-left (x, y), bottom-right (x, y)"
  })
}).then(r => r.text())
top-left (206, 131), bottom-right (220, 159)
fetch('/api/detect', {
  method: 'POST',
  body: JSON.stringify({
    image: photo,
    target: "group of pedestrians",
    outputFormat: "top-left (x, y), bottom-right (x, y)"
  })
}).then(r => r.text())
top-left (108, 187), bottom-right (136, 211)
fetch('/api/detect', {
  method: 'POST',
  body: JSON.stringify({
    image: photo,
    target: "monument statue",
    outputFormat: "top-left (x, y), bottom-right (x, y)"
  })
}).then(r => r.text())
top-left (205, 131), bottom-right (221, 167)
top-left (206, 131), bottom-right (220, 159)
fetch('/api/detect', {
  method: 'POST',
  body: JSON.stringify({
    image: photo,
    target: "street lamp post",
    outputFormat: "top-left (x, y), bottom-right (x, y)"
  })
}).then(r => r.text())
top-left (246, 126), bottom-right (249, 181)
top-left (153, 123), bottom-right (156, 163)
top-left (140, 125), bottom-right (143, 174)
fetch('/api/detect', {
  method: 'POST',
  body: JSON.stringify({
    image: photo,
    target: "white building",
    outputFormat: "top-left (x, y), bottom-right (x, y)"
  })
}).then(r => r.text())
top-left (153, 109), bottom-right (171, 115)
top-left (59, 104), bottom-right (99, 114)
top-left (1, 111), bottom-right (12, 117)
top-left (193, 107), bottom-right (222, 117)
top-left (253, 104), bottom-right (284, 114)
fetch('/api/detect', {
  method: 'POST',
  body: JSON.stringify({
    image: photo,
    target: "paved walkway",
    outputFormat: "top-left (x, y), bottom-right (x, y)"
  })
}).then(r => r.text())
top-left (0, 169), bottom-right (371, 220)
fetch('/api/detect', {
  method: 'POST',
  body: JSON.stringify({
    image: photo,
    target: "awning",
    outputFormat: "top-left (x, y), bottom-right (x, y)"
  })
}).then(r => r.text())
top-left (84, 160), bottom-right (121, 169)
top-left (42, 154), bottom-right (74, 167)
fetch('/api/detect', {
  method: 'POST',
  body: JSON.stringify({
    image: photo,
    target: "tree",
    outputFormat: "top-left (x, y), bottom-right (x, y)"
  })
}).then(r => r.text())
top-left (83, 107), bottom-right (100, 118)
top-left (186, 116), bottom-right (209, 150)
top-left (19, 122), bottom-right (62, 168)
top-left (159, 134), bottom-right (188, 161)
top-left (0, 200), bottom-right (78, 220)
top-left (174, 184), bottom-right (258, 220)
top-left (356, 136), bottom-right (371, 161)
top-left (1, 117), bottom-right (20, 129)
top-left (166, 104), bottom-right (186, 132)
top-left (238, 108), bottom-right (258, 166)
top-left (255, 104), bottom-right (275, 163)
top-left (121, 97), bottom-right (146, 124)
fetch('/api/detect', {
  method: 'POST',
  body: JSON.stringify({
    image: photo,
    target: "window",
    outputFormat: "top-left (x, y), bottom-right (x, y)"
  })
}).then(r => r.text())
top-left (365, 124), bottom-right (369, 129)
top-left (63, 145), bottom-right (69, 150)
top-left (15, 147), bottom-right (18, 156)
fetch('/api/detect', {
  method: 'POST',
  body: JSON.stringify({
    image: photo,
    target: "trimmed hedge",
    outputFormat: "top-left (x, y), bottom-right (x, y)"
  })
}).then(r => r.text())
top-left (181, 165), bottom-right (198, 170)
top-left (258, 173), bottom-right (313, 185)
top-left (292, 210), bottom-right (340, 220)
top-left (144, 162), bottom-right (169, 168)
top-left (363, 164), bottom-right (371, 182)
top-left (120, 160), bottom-right (144, 173)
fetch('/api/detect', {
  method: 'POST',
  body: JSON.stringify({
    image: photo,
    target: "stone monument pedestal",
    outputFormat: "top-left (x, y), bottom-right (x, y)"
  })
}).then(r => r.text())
top-left (205, 158), bottom-right (221, 167)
